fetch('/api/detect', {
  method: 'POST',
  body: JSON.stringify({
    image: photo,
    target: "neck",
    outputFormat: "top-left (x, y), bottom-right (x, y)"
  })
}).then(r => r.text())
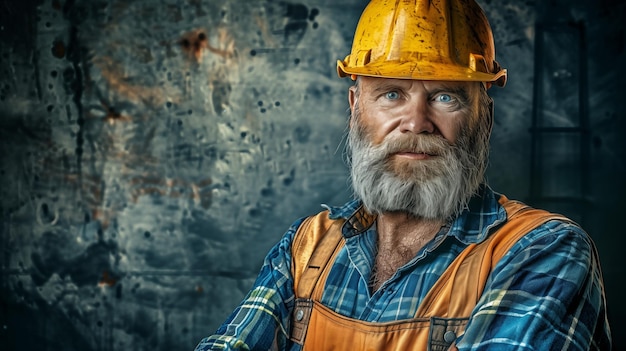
top-left (376, 211), bottom-right (444, 248)
top-left (369, 211), bottom-right (444, 292)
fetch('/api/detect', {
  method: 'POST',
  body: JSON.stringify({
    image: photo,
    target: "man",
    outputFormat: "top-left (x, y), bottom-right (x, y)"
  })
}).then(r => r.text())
top-left (194, 0), bottom-right (612, 350)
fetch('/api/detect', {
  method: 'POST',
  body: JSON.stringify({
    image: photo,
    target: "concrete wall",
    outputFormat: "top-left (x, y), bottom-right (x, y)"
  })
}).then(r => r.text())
top-left (0, 0), bottom-right (624, 350)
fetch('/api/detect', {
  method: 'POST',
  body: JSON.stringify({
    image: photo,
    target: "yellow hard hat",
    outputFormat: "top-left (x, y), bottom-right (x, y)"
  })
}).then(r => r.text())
top-left (337, 0), bottom-right (507, 87)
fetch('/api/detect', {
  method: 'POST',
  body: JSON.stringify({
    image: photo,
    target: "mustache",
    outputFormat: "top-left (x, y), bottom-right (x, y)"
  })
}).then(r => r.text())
top-left (376, 134), bottom-right (453, 157)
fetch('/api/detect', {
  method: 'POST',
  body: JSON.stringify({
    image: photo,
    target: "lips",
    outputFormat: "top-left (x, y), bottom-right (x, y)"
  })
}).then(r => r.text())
top-left (393, 151), bottom-right (437, 160)
top-left (393, 147), bottom-right (438, 155)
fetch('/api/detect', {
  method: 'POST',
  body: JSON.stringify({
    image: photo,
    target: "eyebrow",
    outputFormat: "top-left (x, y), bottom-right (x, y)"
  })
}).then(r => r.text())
top-left (369, 81), bottom-right (410, 95)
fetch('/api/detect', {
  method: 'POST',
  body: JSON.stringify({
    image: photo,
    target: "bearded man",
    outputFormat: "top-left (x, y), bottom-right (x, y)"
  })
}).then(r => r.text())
top-left (194, 0), bottom-right (612, 350)
top-left (347, 78), bottom-right (494, 293)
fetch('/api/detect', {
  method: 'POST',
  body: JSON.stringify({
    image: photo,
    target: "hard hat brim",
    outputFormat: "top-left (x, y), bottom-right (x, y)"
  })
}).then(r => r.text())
top-left (337, 60), bottom-right (507, 87)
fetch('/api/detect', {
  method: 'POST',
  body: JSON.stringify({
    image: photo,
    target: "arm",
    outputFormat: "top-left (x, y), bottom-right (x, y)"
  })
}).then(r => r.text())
top-left (458, 220), bottom-right (611, 350)
top-left (194, 217), bottom-right (306, 351)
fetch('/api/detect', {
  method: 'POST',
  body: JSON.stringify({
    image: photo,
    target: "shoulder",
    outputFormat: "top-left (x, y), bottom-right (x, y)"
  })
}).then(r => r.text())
top-left (487, 196), bottom-right (600, 284)
top-left (508, 214), bottom-right (593, 258)
top-left (495, 196), bottom-right (595, 263)
top-left (494, 215), bottom-right (598, 289)
top-left (290, 199), bottom-right (363, 247)
top-left (278, 200), bottom-right (358, 260)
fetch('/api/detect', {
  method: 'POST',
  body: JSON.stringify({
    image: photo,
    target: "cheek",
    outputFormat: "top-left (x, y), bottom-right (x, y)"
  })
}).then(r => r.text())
top-left (439, 112), bottom-right (468, 144)
top-left (353, 112), bottom-right (390, 146)
top-left (354, 119), bottom-right (375, 144)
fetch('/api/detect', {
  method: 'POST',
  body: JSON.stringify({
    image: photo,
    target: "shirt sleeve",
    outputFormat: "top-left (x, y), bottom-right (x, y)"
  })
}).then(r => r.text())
top-left (193, 217), bottom-right (307, 351)
top-left (457, 220), bottom-right (612, 351)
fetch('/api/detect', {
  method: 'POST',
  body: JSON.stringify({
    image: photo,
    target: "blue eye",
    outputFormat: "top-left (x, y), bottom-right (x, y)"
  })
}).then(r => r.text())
top-left (385, 91), bottom-right (400, 100)
top-left (436, 94), bottom-right (453, 103)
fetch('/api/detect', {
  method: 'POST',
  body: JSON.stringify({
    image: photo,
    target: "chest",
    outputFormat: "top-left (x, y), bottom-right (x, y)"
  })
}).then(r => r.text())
top-left (370, 243), bottom-right (424, 291)
top-left (319, 237), bottom-right (464, 322)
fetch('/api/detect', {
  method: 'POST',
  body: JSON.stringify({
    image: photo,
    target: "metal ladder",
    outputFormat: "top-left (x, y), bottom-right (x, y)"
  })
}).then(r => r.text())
top-left (529, 21), bottom-right (590, 226)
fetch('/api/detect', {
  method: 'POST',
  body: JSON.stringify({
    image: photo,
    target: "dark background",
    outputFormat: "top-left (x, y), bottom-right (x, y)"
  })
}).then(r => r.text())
top-left (0, 0), bottom-right (624, 350)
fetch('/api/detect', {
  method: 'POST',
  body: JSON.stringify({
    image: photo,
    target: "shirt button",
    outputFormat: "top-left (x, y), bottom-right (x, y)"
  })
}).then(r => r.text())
top-left (444, 330), bottom-right (457, 343)
top-left (295, 309), bottom-right (304, 321)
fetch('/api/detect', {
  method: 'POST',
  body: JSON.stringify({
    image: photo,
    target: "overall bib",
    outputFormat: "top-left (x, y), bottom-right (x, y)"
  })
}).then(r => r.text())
top-left (288, 197), bottom-right (567, 351)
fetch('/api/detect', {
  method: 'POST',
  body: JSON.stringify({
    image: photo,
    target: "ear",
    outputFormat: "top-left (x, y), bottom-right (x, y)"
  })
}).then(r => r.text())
top-left (488, 96), bottom-right (494, 133)
top-left (348, 85), bottom-right (357, 129)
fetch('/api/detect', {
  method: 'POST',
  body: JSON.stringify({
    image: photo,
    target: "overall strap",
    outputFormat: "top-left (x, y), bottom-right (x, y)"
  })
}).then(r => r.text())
top-left (291, 211), bottom-right (346, 299)
top-left (290, 212), bottom-right (346, 344)
top-left (416, 197), bottom-right (571, 317)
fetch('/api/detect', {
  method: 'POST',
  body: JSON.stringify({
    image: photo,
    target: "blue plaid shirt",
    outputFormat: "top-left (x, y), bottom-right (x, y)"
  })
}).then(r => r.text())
top-left (194, 185), bottom-right (612, 350)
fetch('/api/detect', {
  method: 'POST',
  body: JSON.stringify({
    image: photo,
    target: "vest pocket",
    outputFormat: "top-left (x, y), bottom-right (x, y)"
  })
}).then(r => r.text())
top-left (427, 317), bottom-right (469, 351)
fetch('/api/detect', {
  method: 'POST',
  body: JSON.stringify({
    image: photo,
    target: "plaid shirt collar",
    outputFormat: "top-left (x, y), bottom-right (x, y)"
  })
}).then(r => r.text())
top-left (325, 184), bottom-right (507, 244)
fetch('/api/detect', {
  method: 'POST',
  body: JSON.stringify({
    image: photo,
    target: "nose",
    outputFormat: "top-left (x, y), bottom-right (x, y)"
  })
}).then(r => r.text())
top-left (399, 96), bottom-right (435, 135)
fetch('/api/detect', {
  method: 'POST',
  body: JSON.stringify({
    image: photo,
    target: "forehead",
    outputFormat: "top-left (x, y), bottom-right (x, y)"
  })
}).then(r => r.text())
top-left (357, 76), bottom-right (477, 93)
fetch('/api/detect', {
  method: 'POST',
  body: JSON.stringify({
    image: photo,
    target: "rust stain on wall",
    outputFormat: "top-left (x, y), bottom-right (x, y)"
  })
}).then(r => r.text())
top-left (179, 27), bottom-right (235, 62)
top-left (97, 99), bottom-right (133, 125)
top-left (98, 270), bottom-right (118, 287)
top-left (51, 39), bottom-right (66, 59)
top-left (129, 176), bottom-right (213, 209)
top-left (92, 56), bottom-right (174, 108)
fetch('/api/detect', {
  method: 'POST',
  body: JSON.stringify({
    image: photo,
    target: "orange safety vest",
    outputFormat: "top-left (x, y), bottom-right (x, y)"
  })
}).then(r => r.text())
top-left (288, 196), bottom-right (569, 351)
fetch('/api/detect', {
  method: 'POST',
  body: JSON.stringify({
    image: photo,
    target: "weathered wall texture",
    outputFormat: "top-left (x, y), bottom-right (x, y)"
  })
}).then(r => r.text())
top-left (0, 0), bottom-right (624, 350)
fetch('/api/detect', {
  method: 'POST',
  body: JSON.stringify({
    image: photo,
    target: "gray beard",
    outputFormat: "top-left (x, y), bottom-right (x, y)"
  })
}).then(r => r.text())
top-left (347, 115), bottom-right (488, 221)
